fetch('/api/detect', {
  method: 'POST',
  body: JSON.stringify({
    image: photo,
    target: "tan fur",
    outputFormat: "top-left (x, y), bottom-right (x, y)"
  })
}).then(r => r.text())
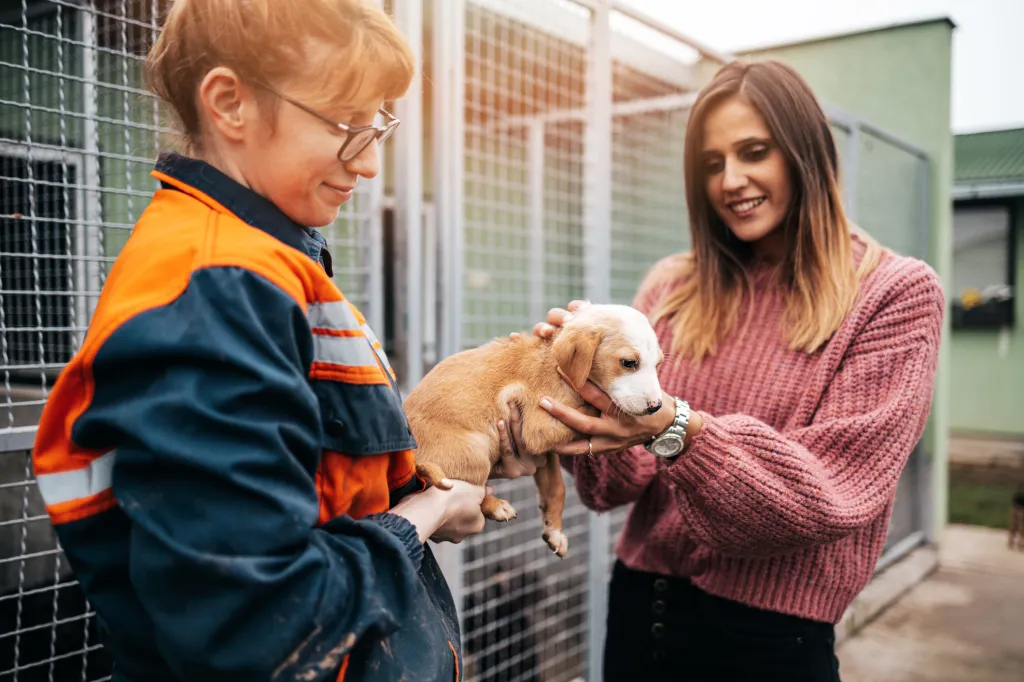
top-left (403, 305), bottom-right (662, 558)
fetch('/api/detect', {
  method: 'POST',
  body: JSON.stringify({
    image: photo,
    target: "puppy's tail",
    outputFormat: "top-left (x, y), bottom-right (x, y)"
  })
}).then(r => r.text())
top-left (417, 462), bottom-right (454, 490)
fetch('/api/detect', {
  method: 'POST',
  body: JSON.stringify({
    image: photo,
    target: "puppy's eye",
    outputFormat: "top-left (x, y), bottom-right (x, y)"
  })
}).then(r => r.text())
top-left (620, 358), bottom-right (639, 370)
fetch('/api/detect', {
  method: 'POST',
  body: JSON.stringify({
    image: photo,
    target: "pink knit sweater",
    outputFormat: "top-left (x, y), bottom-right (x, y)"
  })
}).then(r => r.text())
top-left (565, 239), bottom-right (945, 624)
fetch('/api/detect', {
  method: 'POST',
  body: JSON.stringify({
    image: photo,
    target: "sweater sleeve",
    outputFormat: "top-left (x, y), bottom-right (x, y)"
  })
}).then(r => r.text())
top-left (665, 261), bottom-right (945, 557)
top-left (562, 255), bottom-right (685, 511)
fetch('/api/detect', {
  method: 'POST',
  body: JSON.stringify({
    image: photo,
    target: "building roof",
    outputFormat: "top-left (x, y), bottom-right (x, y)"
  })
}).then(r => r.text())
top-left (727, 16), bottom-right (956, 56)
top-left (955, 127), bottom-right (1024, 184)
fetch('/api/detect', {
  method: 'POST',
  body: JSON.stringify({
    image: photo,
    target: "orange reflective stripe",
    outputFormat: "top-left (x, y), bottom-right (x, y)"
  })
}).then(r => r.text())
top-left (335, 653), bottom-right (350, 682)
top-left (312, 328), bottom-right (364, 338)
top-left (449, 641), bottom-right (460, 682)
top-left (339, 654), bottom-right (350, 682)
top-left (309, 363), bottom-right (390, 386)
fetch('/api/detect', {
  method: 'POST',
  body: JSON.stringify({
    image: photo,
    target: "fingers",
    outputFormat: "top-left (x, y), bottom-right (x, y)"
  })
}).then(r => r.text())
top-left (493, 421), bottom-right (514, 479)
top-left (554, 436), bottom-right (621, 456)
top-left (574, 380), bottom-right (615, 412)
top-left (498, 418), bottom-right (513, 453)
top-left (493, 416), bottom-right (537, 479)
top-left (539, 396), bottom-right (607, 435)
top-left (534, 301), bottom-right (591, 339)
top-left (546, 307), bottom-right (571, 326)
top-left (507, 402), bottom-right (526, 450)
top-left (533, 322), bottom-right (556, 338)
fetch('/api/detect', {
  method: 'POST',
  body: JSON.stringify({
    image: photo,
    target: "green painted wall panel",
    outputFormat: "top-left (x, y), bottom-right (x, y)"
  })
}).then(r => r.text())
top-left (948, 199), bottom-right (1024, 436)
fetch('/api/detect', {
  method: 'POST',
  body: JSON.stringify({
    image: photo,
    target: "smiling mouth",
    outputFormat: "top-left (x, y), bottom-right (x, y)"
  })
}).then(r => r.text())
top-left (727, 196), bottom-right (766, 216)
top-left (323, 180), bottom-right (356, 191)
top-left (324, 183), bottom-right (355, 198)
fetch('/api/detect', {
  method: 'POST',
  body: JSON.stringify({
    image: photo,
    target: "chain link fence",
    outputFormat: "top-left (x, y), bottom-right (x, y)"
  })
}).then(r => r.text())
top-left (0, 1), bottom-right (933, 681)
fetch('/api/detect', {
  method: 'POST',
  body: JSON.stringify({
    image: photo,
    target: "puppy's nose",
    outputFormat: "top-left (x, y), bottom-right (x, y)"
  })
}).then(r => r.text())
top-left (645, 400), bottom-right (662, 415)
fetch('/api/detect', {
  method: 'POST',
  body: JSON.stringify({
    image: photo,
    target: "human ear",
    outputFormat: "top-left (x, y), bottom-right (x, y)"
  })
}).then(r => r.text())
top-left (196, 67), bottom-right (249, 143)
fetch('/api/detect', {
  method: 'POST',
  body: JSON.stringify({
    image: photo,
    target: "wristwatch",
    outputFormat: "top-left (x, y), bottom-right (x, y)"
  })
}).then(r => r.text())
top-left (644, 397), bottom-right (690, 459)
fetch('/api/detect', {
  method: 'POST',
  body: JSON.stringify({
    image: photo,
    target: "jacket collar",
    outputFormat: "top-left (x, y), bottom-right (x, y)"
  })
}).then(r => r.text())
top-left (152, 152), bottom-right (334, 276)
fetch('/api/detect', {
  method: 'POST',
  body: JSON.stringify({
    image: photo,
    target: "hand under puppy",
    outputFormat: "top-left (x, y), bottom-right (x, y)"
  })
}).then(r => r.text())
top-left (489, 401), bottom-right (548, 479)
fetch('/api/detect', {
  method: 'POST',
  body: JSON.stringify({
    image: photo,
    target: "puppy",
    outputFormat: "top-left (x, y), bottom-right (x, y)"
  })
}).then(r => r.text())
top-left (402, 304), bottom-right (664, 557)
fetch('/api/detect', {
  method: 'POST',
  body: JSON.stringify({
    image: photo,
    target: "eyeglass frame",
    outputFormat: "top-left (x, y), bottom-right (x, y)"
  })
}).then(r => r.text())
top-left (256, 83), bottom-right (401, 163)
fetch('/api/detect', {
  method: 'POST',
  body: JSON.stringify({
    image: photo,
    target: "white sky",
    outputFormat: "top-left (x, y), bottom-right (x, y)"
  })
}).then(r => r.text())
top-left (624, 0), bottom-right (1024, 133)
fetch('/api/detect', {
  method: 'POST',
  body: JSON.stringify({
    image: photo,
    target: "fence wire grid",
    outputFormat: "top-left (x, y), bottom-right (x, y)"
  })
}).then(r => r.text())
top-left (1, 1), bottom-right (933, 681)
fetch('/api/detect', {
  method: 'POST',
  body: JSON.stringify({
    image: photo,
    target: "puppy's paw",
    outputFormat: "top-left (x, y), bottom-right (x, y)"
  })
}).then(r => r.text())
top-left (482, 496), bottom-right (517, 522)
top-left (543, 529), bottom-right (569, 558)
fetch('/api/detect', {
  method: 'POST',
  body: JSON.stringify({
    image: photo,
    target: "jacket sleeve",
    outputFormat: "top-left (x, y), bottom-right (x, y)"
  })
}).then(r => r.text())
top-left (664, 263), bottom-right (945, 557)
top-left (74, 265), bottom-right (424, 682)
top-left (559, 256), bottom-right (683, 511)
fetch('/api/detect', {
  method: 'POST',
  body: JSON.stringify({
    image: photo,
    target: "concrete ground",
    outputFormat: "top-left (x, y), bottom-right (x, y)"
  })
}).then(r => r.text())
top-left (837, 524), bottom-right (1024, 682)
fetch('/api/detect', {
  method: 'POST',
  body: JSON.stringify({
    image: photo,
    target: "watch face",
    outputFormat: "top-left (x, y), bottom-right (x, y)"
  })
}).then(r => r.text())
top-left (652, 434), bottom-right (684, 457)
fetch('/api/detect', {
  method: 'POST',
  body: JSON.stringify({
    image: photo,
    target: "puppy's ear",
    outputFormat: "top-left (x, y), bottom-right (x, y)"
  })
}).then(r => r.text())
top-left (553, 326), bottom-right (603, 390)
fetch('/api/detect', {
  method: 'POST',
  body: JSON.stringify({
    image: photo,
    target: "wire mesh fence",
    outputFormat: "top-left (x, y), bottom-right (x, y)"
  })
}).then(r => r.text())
top-left (0, 1), bottom-right (934, 681)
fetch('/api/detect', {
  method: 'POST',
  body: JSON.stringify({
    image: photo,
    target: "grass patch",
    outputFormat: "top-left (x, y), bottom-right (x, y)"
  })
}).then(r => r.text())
top-left (948, 479), bottom-right (1018, 530)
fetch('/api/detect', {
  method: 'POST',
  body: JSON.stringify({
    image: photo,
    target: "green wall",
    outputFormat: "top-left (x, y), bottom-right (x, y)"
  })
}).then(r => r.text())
top-left (725, 19), bottom-right (956, 542)
top-left (948, 199), bottom-right (1024, 437)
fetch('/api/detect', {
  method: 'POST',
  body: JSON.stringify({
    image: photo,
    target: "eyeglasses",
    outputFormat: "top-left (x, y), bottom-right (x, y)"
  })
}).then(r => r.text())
top-left (259, 84), bottom-right (401, 163)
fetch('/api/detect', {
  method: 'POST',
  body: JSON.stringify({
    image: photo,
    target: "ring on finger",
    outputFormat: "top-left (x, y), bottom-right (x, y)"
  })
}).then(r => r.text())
top-left (588, 439), bottom-right (593, 456)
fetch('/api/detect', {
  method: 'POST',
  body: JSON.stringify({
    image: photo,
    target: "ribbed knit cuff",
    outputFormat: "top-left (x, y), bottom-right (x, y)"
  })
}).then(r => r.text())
top-left (575, 445), bottom-right (654, 487)
top-left (605, 445), bottom-right (653, 479)
top-left (364, 512), bottom-right (425, 571)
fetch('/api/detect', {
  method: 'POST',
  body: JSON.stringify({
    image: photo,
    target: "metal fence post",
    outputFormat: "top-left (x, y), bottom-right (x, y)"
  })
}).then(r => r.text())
top-left (844, 122), bottom-right (861, 223)
top-left (79, 2), bottom-right (103, 327)
top-left (584, 1), bottom-right (612, 678)
top-left (584, 2), bottom-right (612, 307)
top-left (431, 0), bottom-right (467, 626)
top-left (917, 155), bottom-right (936, 545)
top-left (528, 121), bottom-right (546, 324)
top-left (392, 0), bottom-right (424, 388)
top-left (436, 0), bottom-right (466, 362)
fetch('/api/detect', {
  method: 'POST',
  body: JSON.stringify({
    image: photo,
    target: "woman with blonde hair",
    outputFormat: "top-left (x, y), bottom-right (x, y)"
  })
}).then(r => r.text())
top-left (523, 59), bottom-right (945, 681)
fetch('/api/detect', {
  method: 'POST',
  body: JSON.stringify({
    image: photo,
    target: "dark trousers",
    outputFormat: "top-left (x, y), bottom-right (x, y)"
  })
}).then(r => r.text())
top-left (604, 560), bottom-right (841, 682)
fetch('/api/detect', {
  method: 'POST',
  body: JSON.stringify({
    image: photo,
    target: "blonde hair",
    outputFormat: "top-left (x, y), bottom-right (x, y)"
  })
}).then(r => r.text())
top-left (652, 60), bottom-right (883, 362)
top-left (145, 0), bottom-right (415, 152)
